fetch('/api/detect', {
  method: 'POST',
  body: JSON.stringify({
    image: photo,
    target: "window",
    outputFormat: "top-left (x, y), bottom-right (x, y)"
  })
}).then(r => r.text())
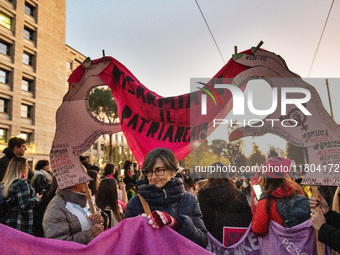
top-left (100, 144), bottom-right (104, 152)
top-left (21, 104), bottom-right (32, 118)
top-left (20, 131), bottom-right (33, 145)
top-left (24, 2), bottom-right (34, 16)
top-left (22, 77), bottom-right (33, 92)
top-left (0, 98), bottom-right (9, 113)
top-left (93, 143), bottom-right (98, 151)
top-left (24, 27), bottom-right (34, 41)
top-left (0, 13), bottom-right (12, 29)
top-left (0, 41), bottom-right (10, 56)
top-left (120, 135), bottom-right (124, 142)
top-left (0, 128), bottom-right (7, 143)
top-left (23, 52), bottom-right (33, 65)
top-left (66, 61), bottom-right (72, 70)
top-left (0, 69), bottom-right (9, 84)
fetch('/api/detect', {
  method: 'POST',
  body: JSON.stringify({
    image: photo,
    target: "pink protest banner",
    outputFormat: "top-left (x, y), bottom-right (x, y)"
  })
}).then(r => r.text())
top-left (207, 223), bottom-right (260, 255)
top-left (229, 49), bottom-right (340, 186)
top-left (223, 226), bottom-right (248, 247)
top-left (68, 50), bottom-right (253, 168)
top-left (0, 216), bottom-right (213, 255)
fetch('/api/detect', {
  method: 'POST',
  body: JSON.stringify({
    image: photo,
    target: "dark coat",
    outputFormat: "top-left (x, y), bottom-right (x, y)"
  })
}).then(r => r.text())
top-left (0, 149), bottom-right (15, 182)
top-left (319, 210), bottom-right (340, 252)
top-left (125, 177), bottom-right (208, 248)
top-left (198, 182), bottom-right (252, 243)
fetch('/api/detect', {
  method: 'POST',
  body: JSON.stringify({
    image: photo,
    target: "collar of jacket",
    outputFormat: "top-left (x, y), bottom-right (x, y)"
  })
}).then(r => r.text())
top-left (137, 177), bottom-right (185, 206)
top-left (57, 188), bottom-right (87, 208)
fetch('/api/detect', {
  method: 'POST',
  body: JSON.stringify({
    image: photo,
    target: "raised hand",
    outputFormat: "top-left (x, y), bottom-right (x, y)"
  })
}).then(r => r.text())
top-left (229, 49), bottom-right (340, 185)
top-left (147, 210), bottom-right (180, 230)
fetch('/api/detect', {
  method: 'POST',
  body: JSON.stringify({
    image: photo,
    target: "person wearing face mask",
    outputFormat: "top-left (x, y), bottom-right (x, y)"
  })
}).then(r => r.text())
top-left (124, 148), bottom-right (208, 248)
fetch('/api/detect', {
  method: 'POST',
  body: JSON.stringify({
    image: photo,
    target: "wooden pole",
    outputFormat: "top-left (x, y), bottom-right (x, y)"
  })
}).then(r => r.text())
top-left (311, 186), bottom-right (323, 255)
top-left (83, 183), bottom-right (96, 214)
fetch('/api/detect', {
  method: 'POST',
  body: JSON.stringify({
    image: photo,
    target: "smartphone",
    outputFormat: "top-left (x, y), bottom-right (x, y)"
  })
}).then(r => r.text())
top-left (252, 184), bottom-right (262, 200)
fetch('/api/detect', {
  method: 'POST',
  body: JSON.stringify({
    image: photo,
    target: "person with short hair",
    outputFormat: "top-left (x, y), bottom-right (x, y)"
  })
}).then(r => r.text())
top-left (0, 137), bottom-right (27, 182)
top-left (124, 148), bottom-right (208, 248)
top-left (102, 163), bottom-right (115, 179)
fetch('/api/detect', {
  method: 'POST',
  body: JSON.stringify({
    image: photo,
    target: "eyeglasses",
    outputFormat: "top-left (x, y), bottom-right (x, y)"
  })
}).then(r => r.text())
top-left (143, 167), bottom-right (166, 177)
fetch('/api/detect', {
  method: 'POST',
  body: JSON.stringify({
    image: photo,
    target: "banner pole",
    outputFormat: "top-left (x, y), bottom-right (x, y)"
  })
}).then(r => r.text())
top-left (83, 183), bottom-right (96, 214)
top-left (311, 185), bottom-right (324, 255)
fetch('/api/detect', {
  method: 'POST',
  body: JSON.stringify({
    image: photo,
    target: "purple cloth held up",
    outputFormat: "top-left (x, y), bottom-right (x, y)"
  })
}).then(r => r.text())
top-left (0, 216), bottom-right (213, 255)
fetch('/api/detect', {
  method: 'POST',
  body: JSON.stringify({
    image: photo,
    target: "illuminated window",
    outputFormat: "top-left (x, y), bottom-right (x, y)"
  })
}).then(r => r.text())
top-left (0, 69), bottom-right (9, 84)
top-left (22, 77), bottom-right (33, 92)
top-left (23, 52), bottom-right (33, 65)
top-left (20, 131), bottom-right (33, 145)
top-left (0, 13), bottom-right (11, 29)
top-left (0, 128), bottom-right (7, 143)
top-left (21, 104), bottom-right (32, 118)
top-left (0, 98), bottom-right (9, 113)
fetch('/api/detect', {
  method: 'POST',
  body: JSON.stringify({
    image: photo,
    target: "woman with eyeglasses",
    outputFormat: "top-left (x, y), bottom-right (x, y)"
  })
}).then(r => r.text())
top-left (124, 148), bottom-right (208, 248)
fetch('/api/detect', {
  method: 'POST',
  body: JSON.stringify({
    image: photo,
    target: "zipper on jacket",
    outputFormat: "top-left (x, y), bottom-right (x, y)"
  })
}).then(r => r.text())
top-left (163, 189), bottom-right (167, 199)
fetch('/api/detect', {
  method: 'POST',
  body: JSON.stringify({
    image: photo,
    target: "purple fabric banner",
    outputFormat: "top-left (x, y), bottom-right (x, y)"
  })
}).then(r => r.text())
top-left (259, 220), bottom-right (318, 255)
top-left (0, 216), bottom-right (213, 255)
top-left (207, 220), bottom-right (332, 255)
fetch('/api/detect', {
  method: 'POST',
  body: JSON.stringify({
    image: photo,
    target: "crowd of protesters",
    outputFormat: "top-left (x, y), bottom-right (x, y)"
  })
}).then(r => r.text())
top-left (0, 138), bottom-right (340, 252)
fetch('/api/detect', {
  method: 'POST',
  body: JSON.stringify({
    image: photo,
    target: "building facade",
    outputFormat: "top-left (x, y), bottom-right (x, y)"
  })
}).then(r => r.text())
top-left (0, 0), bottom-right (131, 170)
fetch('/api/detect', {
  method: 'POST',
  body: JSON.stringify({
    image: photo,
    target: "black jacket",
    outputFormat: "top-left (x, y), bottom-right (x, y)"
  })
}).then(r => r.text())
top-left (319, 209), bottom-right (340, 252)
top-left (125, 177), bottom-right (208, 248)
top-left (198, 182), bottom-right (252, 243)
top-left (0, 149), bottom-right (15, 182)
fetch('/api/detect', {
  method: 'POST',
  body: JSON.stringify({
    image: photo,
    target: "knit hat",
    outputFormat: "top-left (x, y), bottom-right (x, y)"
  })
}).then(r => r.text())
top-left (262, 156), bottom-right (291, 178)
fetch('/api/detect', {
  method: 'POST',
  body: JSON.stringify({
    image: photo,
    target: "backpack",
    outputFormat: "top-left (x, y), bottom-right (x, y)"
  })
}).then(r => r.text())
top-left (276, 195), bottom-right (311, 228)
